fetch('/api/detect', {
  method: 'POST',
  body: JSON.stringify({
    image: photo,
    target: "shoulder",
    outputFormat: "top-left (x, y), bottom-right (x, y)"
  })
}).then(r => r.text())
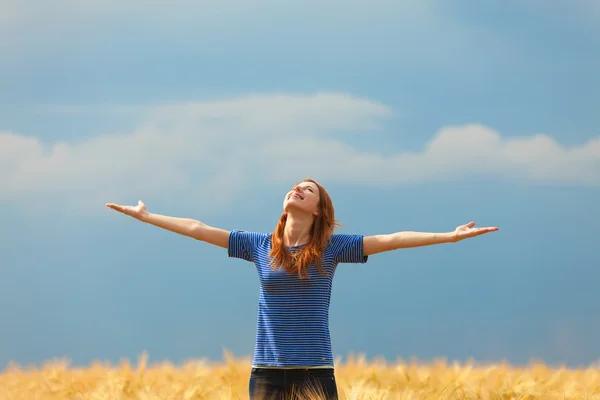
top-left (229, 230), bottom-right (271, 244)
top-left (227, 230), bottom-right (272, 260)
top-left (231, 229), bottom-right (270, 237)
top-left (328, 233), bottom-right (368, 264)
top-left (327, 233), bottom-right (364, 249)
top-left (329, 232), bottom-right (364, 242)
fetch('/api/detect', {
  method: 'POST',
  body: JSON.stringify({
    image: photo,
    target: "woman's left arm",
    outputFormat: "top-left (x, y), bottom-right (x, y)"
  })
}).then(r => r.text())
top-left (363, 222), bottom-right (498, 256)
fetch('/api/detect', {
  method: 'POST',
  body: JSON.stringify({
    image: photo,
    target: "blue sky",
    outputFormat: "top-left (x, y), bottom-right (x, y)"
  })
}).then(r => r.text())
top-left (1, 0), bottom-right (599, 369)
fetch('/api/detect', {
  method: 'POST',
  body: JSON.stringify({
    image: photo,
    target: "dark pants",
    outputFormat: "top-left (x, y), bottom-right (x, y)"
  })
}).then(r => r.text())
top-left (249, 367), bottom-right (339, 399)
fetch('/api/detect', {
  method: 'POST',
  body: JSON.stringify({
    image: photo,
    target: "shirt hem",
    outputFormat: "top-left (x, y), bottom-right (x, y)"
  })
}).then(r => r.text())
top-left (251, 364), bottom-right (334, 369)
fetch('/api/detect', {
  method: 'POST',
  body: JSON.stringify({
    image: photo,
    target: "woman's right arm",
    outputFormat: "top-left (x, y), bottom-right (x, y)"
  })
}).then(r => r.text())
top-left (143, 213), bottom-right (230, 248)
top-left (106, 200), bottom-right (230, 249)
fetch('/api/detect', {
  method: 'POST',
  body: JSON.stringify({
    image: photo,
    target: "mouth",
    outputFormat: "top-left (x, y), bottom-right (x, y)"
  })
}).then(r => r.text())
top-left (291, 193), bottom-right (304, 200)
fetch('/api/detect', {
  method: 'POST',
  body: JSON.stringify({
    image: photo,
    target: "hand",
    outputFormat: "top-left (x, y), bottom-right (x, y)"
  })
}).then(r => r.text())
top-left (453, 221), bottom-right (498, 242)
top-left (106, 200), bottom-right (150, 222)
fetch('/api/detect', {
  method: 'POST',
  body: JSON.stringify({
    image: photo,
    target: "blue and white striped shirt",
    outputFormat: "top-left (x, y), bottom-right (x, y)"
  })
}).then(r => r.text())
top-left (228, 230), bottom-right (368, 368)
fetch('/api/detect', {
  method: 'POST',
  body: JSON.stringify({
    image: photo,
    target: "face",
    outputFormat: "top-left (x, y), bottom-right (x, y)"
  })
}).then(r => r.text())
top-left (283, 181), bottom-right (320, 216)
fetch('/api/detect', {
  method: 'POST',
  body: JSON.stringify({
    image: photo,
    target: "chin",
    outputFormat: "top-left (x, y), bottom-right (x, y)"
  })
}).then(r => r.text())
top-left (283, 204), bottom-right (296, 213)
top-left (284, 203), bottom-right (308, 214)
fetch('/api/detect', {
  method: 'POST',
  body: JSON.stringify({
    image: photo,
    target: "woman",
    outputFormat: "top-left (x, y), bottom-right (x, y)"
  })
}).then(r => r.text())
top-left (106, 178), bottom-right (498, 399)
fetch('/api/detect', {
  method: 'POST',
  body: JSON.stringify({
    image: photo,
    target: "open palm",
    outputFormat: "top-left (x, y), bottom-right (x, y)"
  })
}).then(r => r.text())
top-left (453, 221), bottom-right (498, 242)
top-left (106, 200), bottom-right (149, 221)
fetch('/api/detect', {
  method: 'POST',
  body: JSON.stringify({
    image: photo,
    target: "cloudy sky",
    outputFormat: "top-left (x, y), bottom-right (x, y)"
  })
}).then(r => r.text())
top-left (1, 0), bottom-right (599, 369)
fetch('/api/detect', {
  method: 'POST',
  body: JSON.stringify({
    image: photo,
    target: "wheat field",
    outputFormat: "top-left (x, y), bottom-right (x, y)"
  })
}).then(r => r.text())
top-left (1, 351), bottom-right (599, 400)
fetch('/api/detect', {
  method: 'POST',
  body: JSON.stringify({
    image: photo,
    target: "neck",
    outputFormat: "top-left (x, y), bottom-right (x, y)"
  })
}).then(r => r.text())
top-left (283, 213), bottom-right (314, 247)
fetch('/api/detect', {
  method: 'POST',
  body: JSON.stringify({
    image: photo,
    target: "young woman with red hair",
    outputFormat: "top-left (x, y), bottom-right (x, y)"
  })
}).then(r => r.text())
top-left (107, 178), bottom-right (498, 399)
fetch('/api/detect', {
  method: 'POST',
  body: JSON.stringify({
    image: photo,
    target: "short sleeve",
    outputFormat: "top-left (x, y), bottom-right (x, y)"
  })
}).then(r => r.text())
top-left (330, 233), bottom-right (368, 264)
top-left (227, 230), bottom-right (268, 262)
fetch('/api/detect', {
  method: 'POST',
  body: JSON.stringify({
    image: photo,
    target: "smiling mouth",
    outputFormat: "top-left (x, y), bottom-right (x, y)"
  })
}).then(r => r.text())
top-left (292, 193), bottom-right (304, 200)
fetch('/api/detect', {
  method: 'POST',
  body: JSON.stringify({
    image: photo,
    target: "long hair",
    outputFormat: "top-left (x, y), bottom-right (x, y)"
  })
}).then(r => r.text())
top-left (269, 178), bottom-right (340, 279)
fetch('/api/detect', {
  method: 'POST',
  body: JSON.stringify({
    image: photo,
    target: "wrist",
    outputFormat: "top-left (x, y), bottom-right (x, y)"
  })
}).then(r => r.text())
top-left (141, 212), bottom-right (152, 223)
top-left (440, 232), bottom-right (456, 243)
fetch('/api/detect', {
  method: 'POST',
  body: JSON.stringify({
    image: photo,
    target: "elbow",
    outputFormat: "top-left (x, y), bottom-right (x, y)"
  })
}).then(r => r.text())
top-left (189, 222), bottom-right (208, 241)
top-left (364, 234), bottom-right (395, 256)
top-left (386, 232), bottom-right (405, 251)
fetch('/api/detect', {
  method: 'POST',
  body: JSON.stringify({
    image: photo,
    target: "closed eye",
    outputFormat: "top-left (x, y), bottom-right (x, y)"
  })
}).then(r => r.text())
top-left (291, 185), bottom-right (315, 193)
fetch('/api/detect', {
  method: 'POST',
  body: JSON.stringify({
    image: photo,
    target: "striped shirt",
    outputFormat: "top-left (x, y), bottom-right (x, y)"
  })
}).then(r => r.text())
top-left (228, 230), bottom-right (368, 368)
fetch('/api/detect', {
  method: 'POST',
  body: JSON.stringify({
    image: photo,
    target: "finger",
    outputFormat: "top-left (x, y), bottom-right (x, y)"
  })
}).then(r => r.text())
top-left (138, 200), bottom-right (144, 207)
top-left (106, 203), bottom-right (126, 213)
top-left (476, 227), bottom-right (499, 234)
top-left (466, 221), bottom-right (476, 228)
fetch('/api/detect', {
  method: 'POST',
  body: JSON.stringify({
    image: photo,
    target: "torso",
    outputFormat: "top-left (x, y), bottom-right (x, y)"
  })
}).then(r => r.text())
top-left (227, 230), bottom-right (367, 369)
top-left (252, 237), bottom-right (337, 368)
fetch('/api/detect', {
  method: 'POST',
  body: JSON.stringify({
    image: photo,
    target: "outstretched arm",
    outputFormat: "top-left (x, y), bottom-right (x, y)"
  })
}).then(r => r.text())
top-left (106, 200), bottom-right (230, 249)
top-left (363, 222), bottom-right (498, 256)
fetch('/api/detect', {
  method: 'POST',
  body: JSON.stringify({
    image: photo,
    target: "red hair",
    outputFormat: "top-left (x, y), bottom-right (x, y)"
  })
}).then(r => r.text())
top-left (269, 178), bottom-right (340, 279)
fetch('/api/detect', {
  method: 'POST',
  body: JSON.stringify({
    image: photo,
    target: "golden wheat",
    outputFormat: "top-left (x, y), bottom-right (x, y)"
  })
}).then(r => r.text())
top-left (1, 351), bottom-right (599, 400)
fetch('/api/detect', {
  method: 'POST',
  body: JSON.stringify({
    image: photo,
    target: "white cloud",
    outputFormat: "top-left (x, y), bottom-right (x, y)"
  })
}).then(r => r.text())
top-left (1, 92), bottom-right (598, 214)
top-left (262, 125), bottom-right (600, 186)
